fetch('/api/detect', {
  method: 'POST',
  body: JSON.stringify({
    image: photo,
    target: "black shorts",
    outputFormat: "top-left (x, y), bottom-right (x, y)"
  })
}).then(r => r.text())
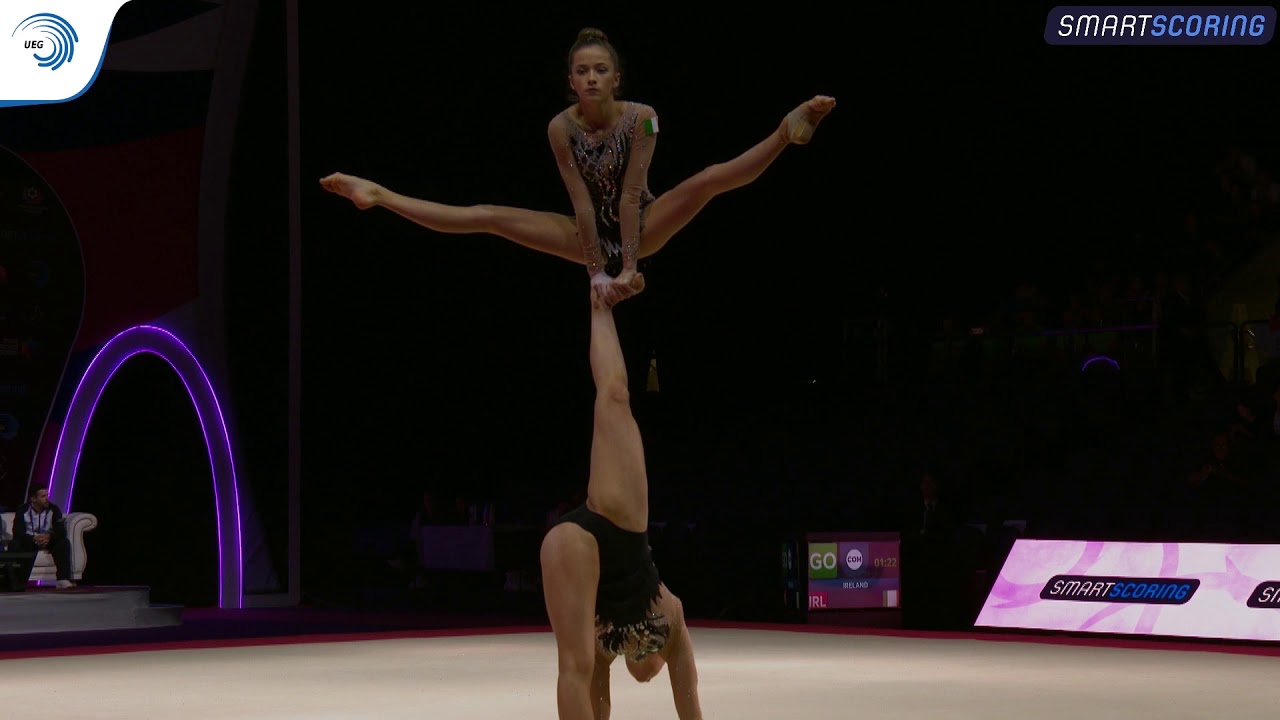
top-left (556, 503), bottom-right (668, 659)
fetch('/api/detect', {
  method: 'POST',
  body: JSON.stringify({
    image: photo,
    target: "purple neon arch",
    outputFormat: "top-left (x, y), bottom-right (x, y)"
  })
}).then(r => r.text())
top-left (45, 325), bottom-right (243, 609)
top-left (1081, 355), bottom-right (1121, 372)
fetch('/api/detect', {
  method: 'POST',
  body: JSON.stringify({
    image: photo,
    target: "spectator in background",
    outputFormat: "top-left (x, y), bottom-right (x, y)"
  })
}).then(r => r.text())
top-left (1251, 168), bottom-right (1280, 230)
top-left (447, 495), bottom-right (471, 525)
top-left (901, 469), bottom-right (970, 630)
top-left (1187, 432), bottom-right (1254, 497)
top-left (1186, 430), bottom-right (1257, 539)
top-left (1159, 270), bottom-right (1221, 395)
top-left (916, 470), bottom-right (960, 539)
top-left (11, 485), bottom-right (74, 589)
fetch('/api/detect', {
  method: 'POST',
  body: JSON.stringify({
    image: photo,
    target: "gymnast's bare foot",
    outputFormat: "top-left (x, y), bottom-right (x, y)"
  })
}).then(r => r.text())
top-left (613, 269), bottom-right (645, 297)
top-left (781, 95), bottom-right (836, 145)
top-left (320, 172), bottom-right (383, 209)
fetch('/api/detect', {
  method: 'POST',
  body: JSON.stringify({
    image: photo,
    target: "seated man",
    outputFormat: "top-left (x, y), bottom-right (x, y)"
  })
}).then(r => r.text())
top-left (11, 485), bottom-right (75, 589)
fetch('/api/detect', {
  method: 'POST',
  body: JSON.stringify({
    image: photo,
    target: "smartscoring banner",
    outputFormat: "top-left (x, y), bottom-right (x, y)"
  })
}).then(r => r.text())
top-left (1045, 6), bottom-right (1275, 45)
top-left (976, 539), bottom-right (1280, 642)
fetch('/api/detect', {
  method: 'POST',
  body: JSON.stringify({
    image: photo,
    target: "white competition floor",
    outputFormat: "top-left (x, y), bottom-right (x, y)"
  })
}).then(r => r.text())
top-left (1, 626), bottom-right (1276, 718)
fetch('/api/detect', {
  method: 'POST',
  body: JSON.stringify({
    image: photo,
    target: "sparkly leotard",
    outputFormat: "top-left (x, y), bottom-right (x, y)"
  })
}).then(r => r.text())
top-left (560, 102), bottom-right (656, 276)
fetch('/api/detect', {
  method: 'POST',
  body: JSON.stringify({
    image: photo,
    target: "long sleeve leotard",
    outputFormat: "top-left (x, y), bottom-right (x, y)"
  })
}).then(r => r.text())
top-left (548, 101), bottom-right (658, 277)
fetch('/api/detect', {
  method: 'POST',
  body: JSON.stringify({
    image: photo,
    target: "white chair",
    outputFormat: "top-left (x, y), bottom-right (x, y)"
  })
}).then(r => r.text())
top-left (1, 511), bottom-right (98, 582)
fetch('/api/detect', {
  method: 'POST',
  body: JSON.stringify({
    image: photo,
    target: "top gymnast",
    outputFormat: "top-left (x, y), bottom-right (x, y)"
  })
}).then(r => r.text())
top-left (321, 27), bottom-right (835, 305)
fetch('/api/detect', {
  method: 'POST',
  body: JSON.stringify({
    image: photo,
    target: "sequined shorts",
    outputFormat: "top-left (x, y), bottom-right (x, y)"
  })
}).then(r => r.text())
top-left (555, 504), bottom-right (666, 659)
top-left (597, 610), bottom-right (670, 661)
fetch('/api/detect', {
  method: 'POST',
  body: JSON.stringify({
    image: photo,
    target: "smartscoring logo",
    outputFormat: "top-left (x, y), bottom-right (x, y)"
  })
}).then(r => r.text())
top-left (1247, 581), bottom-right (1280, 608)
top-left (12, 13), bottom-right (77, 71)
top-left (1046, 6), bottom-right (1275, 45)
top-left (1040, 575), bottom-right (1200, 604)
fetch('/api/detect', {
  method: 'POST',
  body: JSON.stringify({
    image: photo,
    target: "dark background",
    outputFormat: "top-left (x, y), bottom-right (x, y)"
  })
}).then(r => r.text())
top-left (24, 3), bottom-right (1280, 617)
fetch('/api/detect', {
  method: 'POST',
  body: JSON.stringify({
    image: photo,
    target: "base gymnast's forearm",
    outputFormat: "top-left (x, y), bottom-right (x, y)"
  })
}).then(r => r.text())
top-left (665, 627), bottom-right (703, 720)
top-left (619, 193), bottom-right (643, 276)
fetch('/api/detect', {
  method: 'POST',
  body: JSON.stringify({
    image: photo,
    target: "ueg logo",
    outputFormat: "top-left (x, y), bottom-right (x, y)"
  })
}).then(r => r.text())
top-left (15, 13), bottom-right (77, 70)
top-left (2, 1), bottom-right (132, 108)
top-left (808, 543), bottom-right (838, 579)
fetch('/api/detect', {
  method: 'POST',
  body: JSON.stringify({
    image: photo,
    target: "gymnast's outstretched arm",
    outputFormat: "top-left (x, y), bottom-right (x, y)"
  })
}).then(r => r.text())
top-left (617, 103), bottom-right (658, 282)
top-left (549, 117), bottom-right (609, 282)
top-left (664, 608), bottom-right (703, 720)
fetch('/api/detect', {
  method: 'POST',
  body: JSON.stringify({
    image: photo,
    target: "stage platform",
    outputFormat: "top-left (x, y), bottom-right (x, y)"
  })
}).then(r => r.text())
top-left (0, 586), bottom-right (182, 635)
top-left (2, 623), bottom-right (1279, 718)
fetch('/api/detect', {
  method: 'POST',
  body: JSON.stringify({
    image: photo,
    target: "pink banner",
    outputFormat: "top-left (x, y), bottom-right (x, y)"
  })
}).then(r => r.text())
top-left (976, 539), bottom-right (1280, 642)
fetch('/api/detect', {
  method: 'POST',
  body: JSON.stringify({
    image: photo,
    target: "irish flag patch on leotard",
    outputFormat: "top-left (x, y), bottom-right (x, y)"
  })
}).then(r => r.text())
top-left (642, 116), bottom-right (659, 136)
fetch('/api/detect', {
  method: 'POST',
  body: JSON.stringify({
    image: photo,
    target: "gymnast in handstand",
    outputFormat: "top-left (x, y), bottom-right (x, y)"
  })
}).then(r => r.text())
top-left (539, 277), bottom-right (701, 719)
top-left (321, 26), bottom-right (834, 306)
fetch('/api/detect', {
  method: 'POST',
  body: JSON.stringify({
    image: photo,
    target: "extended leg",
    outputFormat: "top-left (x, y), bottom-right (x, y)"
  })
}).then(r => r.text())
top-left (585, 289), bottom-right (649, 532)
top-left (637, 96), bottom-right (835, 257)
top-left (320, 172), bottom-right (581, 263)
top-left (541, 523), bottom-right (602, 720)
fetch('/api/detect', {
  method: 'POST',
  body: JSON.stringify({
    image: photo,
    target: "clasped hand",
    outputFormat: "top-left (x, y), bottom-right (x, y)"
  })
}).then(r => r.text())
top-left (590, 271), bottom-right (642, 308)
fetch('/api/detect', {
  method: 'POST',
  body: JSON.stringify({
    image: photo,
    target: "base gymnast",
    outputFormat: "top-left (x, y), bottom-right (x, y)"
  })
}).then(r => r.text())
top-left (539, 276), bottom-right (701, 719)
top-left (321, 27), bottom-right (834, 306)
